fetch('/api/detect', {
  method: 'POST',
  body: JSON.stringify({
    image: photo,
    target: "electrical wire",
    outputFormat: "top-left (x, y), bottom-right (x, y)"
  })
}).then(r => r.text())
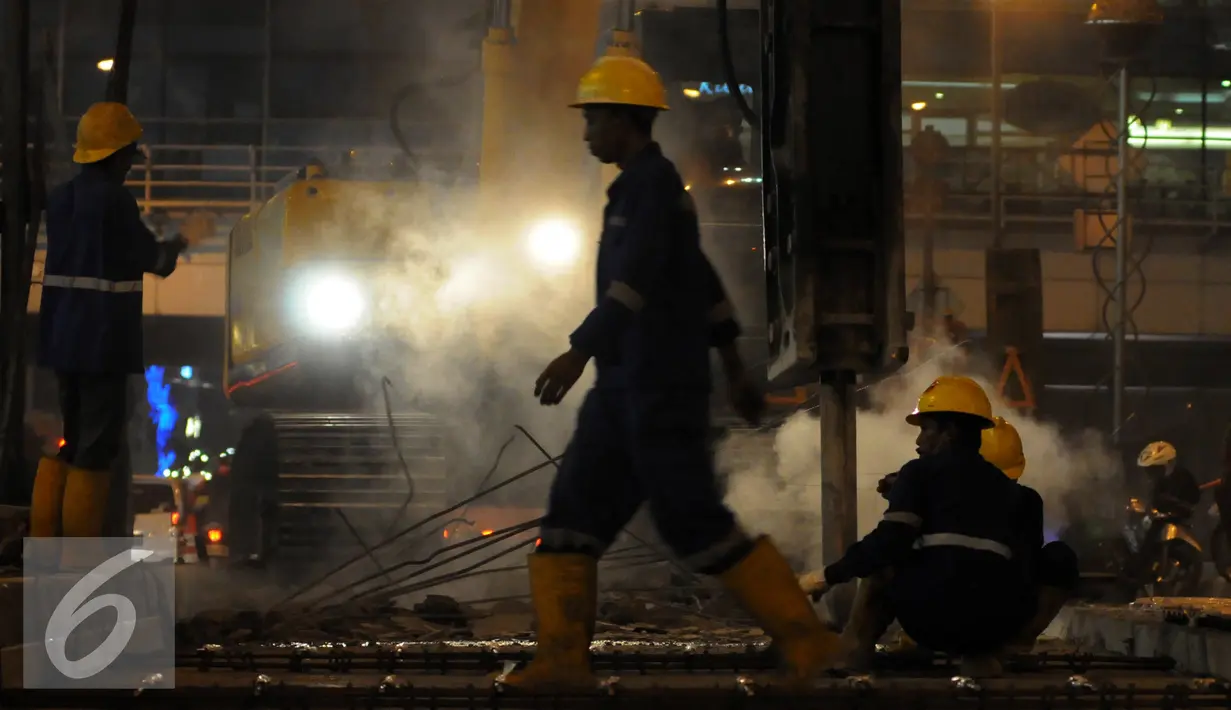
top-left (1088, 67), bottom-right (1159, 443)
top-left (717, 0), bottom-right (759, 130)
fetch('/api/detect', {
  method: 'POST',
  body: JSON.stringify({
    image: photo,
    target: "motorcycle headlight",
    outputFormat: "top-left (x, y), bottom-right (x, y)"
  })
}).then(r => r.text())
top-left (525, 219), bottom-right (582, 271)
top-left (294, 271), bottom-right (367, 336)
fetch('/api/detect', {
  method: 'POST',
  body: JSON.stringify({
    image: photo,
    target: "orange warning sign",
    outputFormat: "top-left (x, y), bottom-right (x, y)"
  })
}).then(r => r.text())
top-left (997, 346), bottom-right (1036, 412)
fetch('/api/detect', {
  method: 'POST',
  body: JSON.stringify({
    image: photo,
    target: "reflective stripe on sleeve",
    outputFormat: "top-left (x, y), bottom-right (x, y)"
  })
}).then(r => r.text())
top-left (42, 274), bottom-right (144, 293)
top-left (882, 511), bottom-right (922, 527)
top-left (914, 532), bottom-right (1013, 559)
top-left (607, 280), bottom-right (645, 311)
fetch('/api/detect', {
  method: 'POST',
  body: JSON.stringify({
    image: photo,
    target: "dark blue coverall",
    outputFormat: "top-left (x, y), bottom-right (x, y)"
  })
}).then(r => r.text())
top-left (40, 169), bottom-right (185, 471)
top-left (823, 451), bottom-right (1051, 655)
top-left (1012, 482), bottom-right (1081, 593)
top-left (538, 142), bottom-right (751, 573)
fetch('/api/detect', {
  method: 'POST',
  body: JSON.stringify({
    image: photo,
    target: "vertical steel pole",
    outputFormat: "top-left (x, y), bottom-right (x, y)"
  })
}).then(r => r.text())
top-left (989, 1), bottom-right (1003, 248)
top-left (1111, 65), bottom-right (1129, 443)
top-left (261, 0), bottom-right (272, 178)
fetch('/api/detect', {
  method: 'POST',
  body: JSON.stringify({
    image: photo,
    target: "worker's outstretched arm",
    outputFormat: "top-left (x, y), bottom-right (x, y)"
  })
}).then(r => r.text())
top-left (111, 187), bottom-right (187, 278)
top-left (823, 460), bottom-right (926, 585)
top-left (569, 172), bottom-right (686, 357)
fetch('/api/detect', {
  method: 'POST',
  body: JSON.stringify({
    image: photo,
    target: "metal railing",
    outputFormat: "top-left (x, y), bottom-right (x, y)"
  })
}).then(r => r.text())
top-left (14, 139), bottom-right (1231, 252)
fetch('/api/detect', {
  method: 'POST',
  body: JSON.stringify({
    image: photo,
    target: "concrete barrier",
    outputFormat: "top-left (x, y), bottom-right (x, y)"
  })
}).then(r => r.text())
top-left (1052, 601), bottom-right (1231, 680)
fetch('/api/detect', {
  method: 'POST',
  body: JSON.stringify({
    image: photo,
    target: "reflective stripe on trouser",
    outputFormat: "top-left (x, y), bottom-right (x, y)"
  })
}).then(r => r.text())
top-left (539, 386), bottom-right (742, 569)
top-left (914, 532), bottom-right (1013, 559)
top-left (43, 274), bottom-right (144, 292)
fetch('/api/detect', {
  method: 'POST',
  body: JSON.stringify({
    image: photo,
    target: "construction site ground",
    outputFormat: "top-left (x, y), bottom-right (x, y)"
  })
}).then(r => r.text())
top-left (4, 562), bottom-right (1231, 708)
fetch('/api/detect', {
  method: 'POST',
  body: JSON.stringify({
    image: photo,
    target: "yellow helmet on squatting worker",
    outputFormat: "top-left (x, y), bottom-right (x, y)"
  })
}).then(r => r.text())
top-left (982, 416), bottom-right (1026, 480)
top-left (73, 102), bottom-right (143, 164)
top-left (906, 375), bottom-right (995, 429)
top-left (570, 55), bottom-right (670, 111)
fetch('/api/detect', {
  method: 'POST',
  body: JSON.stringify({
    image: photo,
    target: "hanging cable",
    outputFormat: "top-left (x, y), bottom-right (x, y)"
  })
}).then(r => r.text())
top-left (717, 0), bottom-right (759, 130)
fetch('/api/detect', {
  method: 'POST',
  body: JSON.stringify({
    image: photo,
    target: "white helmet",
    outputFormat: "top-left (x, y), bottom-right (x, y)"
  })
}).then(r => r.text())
top-left (1137, 441), bottom-right (1177, 468)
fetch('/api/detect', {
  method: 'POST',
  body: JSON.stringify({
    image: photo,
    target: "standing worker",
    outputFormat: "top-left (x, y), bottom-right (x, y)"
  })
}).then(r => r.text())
top-left (505, 55), bottom-right (843, 691)
top-left (30, 102), bottom-right (200, 543)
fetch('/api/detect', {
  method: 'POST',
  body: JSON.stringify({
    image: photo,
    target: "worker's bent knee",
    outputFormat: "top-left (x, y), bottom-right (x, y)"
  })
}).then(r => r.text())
top-left (1037, 541), bottom-right (1080, 591)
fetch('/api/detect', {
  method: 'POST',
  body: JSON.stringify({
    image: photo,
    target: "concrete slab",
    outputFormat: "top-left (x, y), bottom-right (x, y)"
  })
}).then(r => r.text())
top-left (1052, 602), bottom-right (1231, 680)
top-left (0, 576), bottom-right (24, 648)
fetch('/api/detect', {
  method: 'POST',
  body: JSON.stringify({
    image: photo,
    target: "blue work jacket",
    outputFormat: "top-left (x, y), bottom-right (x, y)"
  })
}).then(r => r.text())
top-left (823, 450), bottom-right (1036, 596)
top-left (570, 143), bottom-right (739, 389)
top-left (39, 169), bottom-right (182, 374)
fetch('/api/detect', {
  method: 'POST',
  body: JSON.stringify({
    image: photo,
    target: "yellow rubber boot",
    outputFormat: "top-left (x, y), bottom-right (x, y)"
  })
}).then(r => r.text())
top-left (497, 553), bottom-right (598, 692)
top-left (29, 457), bottom-right (69, 537)
top-left (61, 466), bottom-right (112, 538)
top-left (720, 536), bottom-right (845, 680)
top-left (59, 466), bottom-right (113, 571)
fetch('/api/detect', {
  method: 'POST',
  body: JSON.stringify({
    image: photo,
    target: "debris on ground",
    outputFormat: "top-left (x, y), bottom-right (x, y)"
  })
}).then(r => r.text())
top-left (175, 586), bottom-right (762, 648)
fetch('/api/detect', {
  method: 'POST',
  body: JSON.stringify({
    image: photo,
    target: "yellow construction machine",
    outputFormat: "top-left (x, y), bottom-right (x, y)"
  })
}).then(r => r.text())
top-left (217, 1), bottom-right (615, 569)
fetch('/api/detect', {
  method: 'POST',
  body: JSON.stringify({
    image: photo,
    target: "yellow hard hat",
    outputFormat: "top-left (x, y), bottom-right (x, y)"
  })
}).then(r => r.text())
top-left (570, 55), bottom-right (670, 111)
top-left (981, 416), bottom-right (1026, 480)
top-left (906, 375), bottom-right (995, 429)
top-left (73, 102), bottom-right (143, 164)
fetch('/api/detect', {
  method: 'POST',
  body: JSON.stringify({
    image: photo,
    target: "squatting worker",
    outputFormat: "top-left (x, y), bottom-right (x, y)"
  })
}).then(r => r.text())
top-left (503, 55), bottom-right (844, 691)
top-left (31, 102), bottom-right (198, 542)
top-left (866, 414), bottom-right (1079, 658)
top-left (804, 376), bottom-right (1045, 678)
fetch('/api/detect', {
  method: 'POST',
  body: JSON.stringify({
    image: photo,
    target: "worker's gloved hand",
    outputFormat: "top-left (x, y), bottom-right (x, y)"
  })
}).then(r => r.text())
top-left (877, 472), bottom-right (898, 500)
top-left (726, 370), bottom-right (765, 426)
top-left (798, 570), bottom-right (829, 601)
top-left (535, 349), bottom-right (589, 405)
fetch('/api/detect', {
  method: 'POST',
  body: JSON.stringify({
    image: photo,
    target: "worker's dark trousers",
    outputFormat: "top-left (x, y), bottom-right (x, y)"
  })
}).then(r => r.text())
top-left (891, 540), bottom-right (1080, 655)
top-left (538, 386), bottom-right (751, 573)
top-left (56, 373), bottom-right (129, 471)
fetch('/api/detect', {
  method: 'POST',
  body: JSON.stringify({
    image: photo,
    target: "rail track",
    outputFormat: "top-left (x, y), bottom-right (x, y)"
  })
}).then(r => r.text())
top-left (7, 670), bottom-right (1229, 709)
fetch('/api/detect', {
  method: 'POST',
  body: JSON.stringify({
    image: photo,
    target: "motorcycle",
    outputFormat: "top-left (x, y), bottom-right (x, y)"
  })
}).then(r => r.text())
top-left (1202, 477), bottom-right (1231, 584)
top-left (1116, 497), bottom-right (1204, 598)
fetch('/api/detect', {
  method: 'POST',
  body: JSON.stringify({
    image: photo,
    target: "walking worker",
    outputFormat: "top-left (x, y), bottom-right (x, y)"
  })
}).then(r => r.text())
top-left (30, 102), bottom-right (199, 543)
top-left (502, 55), bottom-right (844, 691)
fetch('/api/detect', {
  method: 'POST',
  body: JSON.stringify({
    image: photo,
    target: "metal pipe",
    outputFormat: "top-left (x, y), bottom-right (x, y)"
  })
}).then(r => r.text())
top-left (491, 0), bottom-right (512, 29)
top-left (261, 0), bottom-right (272, 168)
top-left (56, 0), bottom-right (65, 115)
top-left (819, 370), bottom-right (858, 626)
top-left (989, 1), bottom-right (1003, 248)
top-left (1112, 64), bottom-right (1129, 444)
top-left (616, 0), bottom-right (637, 31)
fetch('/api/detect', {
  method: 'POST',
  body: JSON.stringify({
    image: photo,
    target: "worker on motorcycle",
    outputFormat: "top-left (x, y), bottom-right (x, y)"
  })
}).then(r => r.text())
top-left (1138, 441), bottom-right (1200, 519)
top-left (871, 415), bottom-right (1079, 656)
top-left (803, 376), bottom-right (1042, 677)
